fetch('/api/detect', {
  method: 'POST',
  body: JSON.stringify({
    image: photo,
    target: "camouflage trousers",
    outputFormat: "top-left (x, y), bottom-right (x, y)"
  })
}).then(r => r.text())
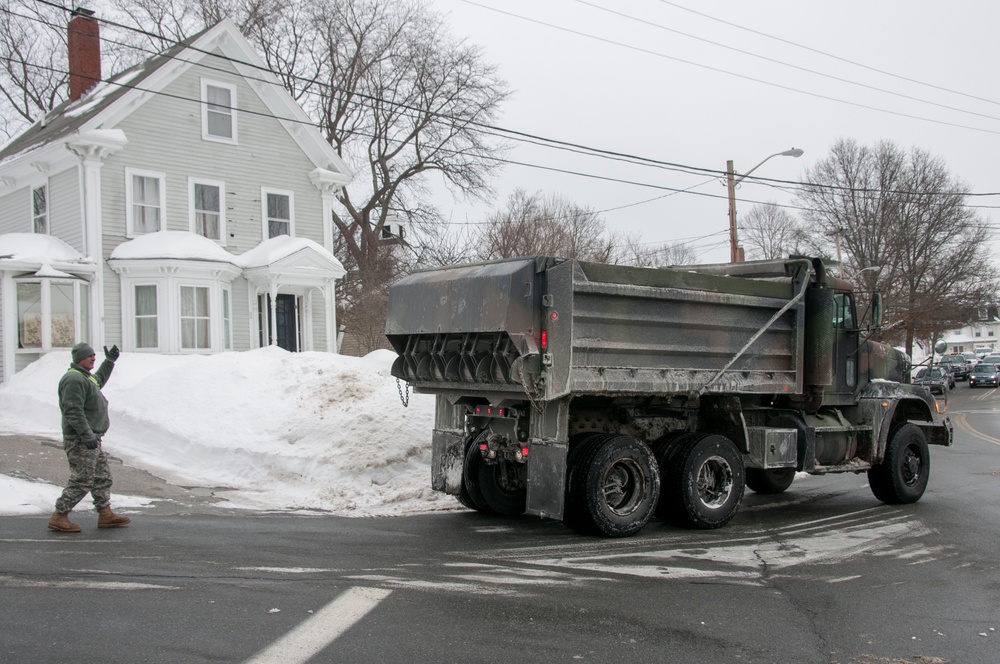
top-left (54, 435), bottom-right (113, 513)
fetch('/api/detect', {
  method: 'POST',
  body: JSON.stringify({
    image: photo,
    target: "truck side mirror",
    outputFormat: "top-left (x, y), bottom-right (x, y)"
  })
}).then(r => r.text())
top-left (871, 293), bottom-right (882, 328)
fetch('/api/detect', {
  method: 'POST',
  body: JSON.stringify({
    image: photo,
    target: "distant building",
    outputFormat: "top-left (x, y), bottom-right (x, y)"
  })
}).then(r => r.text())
top-left (942, 305), bottom-right (1000, 355)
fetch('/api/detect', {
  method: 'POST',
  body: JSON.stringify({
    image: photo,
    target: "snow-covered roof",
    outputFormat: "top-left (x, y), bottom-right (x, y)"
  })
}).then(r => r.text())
top-left (109, 231), bottom-right (345, 277)
top-left (239, 235), bottom-right (343, 270)
top-left (0, 233), bottom-right (97, 276)
top-left (109, 231), bottom-right (237, 264)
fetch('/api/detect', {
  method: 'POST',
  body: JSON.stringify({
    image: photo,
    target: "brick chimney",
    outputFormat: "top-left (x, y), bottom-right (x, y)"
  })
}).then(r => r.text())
top-left (68, 8), bottom-right (101, 102)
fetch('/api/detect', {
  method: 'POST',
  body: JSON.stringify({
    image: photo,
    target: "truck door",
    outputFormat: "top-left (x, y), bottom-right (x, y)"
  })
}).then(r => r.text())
top-left (832, 292), bottom-right (859, 395)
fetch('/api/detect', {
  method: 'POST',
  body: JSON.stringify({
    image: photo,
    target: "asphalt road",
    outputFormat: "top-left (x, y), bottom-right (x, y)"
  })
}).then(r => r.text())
top-left (2, 383), bottom-right (999, 664)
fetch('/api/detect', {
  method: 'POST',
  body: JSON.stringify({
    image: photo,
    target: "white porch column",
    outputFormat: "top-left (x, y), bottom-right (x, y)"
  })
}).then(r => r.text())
top-left (269, 280), bottom-right (279, 346)
top-left (325, 278), bottom-right (338, 354)
top-left (65, 130), bottom-right (126, 349)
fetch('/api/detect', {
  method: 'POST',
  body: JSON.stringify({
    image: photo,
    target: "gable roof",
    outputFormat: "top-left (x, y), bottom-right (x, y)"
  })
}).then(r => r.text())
top-left (0, 19), bottom-right (352, 185)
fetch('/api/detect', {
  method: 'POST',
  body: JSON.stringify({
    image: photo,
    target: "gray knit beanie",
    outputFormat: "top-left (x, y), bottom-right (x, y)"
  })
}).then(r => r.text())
top-left (71, 342), bottom-right (95, 364)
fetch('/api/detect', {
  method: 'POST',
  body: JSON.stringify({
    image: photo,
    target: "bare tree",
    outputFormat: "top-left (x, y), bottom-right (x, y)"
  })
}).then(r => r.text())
top-left (740, 201), bottom-right (806, 260)
top-left (612, 232), bottom-right (697, 267)
top-left (797, 139), bottom-right (999, 355)
top-left (469, 189), bottom-right (619, 262)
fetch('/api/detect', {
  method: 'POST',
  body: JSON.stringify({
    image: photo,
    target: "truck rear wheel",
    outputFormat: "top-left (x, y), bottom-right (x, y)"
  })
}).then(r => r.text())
top-left (868, 423), bottom-right (929, 504)
top-left (658, 434), bottom-right (744, 529)
top-left (745, 468), bottom-right (796, 494)
top-left (567, 435), bottom-right (659, 538)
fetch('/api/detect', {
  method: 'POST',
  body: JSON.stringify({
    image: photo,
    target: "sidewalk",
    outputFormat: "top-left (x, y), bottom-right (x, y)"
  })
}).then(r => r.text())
top-left (0, 433), bottom-right (236, 516)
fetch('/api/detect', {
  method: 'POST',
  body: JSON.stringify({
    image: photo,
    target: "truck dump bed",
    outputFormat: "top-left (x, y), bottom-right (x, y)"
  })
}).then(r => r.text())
top-left (386, 256), bottom-right (816, 401)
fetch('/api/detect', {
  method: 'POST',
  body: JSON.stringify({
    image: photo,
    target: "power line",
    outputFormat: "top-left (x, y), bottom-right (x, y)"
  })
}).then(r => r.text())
top-left (458, 0), bottom-right (1000, 136)
top-left (5, 3), bottom-right (1000, 216)
top-left (655, 0), bottom-right (1000, 109)
top-left (571, 0), bottom-right (1000, 125)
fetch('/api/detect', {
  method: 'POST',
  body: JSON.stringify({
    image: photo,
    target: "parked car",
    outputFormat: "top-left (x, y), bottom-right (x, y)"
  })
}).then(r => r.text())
top-left (938, 354), bottom-right (969, 380)
top-left (969, 363), bottom-right (1000, 388)
top-left (914, 366), bottom-right (951, 394)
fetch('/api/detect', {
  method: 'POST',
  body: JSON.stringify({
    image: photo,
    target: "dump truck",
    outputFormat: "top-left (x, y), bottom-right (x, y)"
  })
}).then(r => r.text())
top-left (385, 255), bottom-right (953, 537)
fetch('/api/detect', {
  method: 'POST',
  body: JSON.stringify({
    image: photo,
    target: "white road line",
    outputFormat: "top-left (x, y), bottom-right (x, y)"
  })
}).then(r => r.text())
top-left (244, 586), bottom-right (392, 664)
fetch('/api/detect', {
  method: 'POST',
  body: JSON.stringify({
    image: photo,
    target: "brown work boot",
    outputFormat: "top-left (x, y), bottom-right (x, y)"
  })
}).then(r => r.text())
top-left (97, 506), bottom-right (131, 529)
top-left (48, 512), bottom-right (82, 533)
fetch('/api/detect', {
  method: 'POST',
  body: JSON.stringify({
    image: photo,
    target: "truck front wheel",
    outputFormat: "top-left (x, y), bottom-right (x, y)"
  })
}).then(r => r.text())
top-left (658, 434), bottom-right (744, 529)
top-left (745, 468), bottom-right (796, 494)
top-left (568, 435), bottom-right (660, 538)
top-left (868, 423), bottom-right (929, 504)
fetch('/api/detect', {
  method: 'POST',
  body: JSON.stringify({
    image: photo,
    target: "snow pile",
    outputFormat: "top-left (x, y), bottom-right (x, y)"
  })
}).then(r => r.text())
top-left (0, 347), bottom-right (458, 517)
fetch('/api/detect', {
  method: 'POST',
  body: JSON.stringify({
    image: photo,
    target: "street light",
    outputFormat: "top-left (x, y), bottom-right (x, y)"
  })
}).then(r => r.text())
top-left (727, 148), bottom-right (804, 262)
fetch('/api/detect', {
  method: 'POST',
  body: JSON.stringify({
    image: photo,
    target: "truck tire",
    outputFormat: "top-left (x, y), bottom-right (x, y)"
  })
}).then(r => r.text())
top-left (658, 434), bottom-right (744, 529)
top-left (462, 437), bottom-right (495, 514)
top-left (474, 453), bottom-right (527, 516)
top-left (568, 435), bottom-right (660, 538)
top-left (745, 468), bottom-right (796, 494)
top-left (564, 433), bottom-right (616, 528)
top-left (868, 423), bottom-right (929, 504)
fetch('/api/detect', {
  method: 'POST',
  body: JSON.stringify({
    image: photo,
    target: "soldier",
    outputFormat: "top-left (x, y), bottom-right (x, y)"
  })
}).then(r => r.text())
top-left (47, 342), bottom-right (132, 533)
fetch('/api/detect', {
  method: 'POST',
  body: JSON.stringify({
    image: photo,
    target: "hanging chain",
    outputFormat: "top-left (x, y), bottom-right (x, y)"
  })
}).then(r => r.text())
top-left (396, 378), bottom-right (410, 408)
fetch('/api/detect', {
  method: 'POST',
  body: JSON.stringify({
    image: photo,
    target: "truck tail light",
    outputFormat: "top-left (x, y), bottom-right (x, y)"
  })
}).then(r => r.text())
top-left (541, 330), bottom-right (547, 349)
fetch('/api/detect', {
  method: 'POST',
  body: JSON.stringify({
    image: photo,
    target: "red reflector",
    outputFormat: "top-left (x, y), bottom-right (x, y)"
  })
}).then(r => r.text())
top-left (480, 443), bottom-right (488, 451)
top-left (550, 311), bottom-right (558, 321)
top-left (487, 407), bottom-right (493, 414)
top-left (475, 406), bottom-right (481, 413)
top-left (521, 447), bottom-right (529, 456)
top-left (541, 330), bottom-right (548, 349)
top-left (499, 408), bottom-right (505, 416)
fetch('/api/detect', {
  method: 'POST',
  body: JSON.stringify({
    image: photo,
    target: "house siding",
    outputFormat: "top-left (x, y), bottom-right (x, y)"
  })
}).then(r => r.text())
top-left (102, 53), bottom-right (325, 253)
top-left (0, 187), bottom-right (28, 234)
top-left (98, 52), bottom-right (330, 354)
top-left (49, 166), bottom-right (82, 252)
top-left (0, 279), bottom-right (4, 381)
top-left (310, 289), bottom-right (328, 353)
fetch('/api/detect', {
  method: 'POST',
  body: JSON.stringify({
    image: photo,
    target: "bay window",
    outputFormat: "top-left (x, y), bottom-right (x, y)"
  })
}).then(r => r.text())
top-left (15, 278), bottom-right (89, 350)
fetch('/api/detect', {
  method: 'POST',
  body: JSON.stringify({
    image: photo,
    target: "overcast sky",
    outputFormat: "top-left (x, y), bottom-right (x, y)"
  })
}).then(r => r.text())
top-left (428, 0), bottom-right (1000, 264)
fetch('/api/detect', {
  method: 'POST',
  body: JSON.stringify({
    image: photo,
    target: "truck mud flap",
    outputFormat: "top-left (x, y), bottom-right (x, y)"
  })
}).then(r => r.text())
top-left (526, 442), bottom-right (567, 520)
top-left (432, 429), bottom-right (466, 494)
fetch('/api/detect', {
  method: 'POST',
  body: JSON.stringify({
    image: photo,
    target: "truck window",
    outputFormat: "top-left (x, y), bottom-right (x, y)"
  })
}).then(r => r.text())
top-left (833, 293), bottom-right (856, 329)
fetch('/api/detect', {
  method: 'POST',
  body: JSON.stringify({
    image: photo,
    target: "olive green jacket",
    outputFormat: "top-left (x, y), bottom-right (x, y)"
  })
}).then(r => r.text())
top-left (58, 360), bottom-right (115, 438)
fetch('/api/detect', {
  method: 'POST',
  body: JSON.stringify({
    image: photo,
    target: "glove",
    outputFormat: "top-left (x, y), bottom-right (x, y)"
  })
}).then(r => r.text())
top-left (80, 433), bottom-right (100, 450)
top-left (104, 345), bottom-right (120, 362)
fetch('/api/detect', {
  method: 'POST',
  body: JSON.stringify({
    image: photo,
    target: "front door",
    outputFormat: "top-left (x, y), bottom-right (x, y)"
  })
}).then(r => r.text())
top-left (259, 294), bottom-right (300, 351)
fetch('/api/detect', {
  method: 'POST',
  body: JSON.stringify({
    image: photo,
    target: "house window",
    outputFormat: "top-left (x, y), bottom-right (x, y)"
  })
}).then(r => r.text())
top-left (222, 288), bottom-right (232, 350)
top-left (180, 285), bottom-right (211, 349)
top-left (135, 285), bottom-right (158, 349)
top-left (262, 189), bottom-right (293, 238)
top-left (16, 279), bottom-right (87, 349)
top-left (32, 185), bottom-right (48, 234)
top-left (190, 179), bottom-right (225, 242)
top-left (202, 80), bottom-right (237, 143)
top-left (126, 169), bottom-right (165, 236)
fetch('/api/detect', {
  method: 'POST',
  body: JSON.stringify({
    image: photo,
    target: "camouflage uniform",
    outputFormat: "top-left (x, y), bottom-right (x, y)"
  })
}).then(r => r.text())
top-left (55, 357), bottom-right (115, 513)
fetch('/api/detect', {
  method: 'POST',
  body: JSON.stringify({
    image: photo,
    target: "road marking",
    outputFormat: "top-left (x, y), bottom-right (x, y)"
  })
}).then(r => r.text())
top-left (244, 586), bottom-right (392, 664)
top-left (953, 412), bottom-right (1000, 447)
top-left (0, 575), bottom-right (178, 590)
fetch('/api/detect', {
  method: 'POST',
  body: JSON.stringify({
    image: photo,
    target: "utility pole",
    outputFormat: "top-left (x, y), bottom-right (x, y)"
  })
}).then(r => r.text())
top-left (726, 160), bottom-right (739, 263)
top-left (725, 149), bottom-right (803, 263)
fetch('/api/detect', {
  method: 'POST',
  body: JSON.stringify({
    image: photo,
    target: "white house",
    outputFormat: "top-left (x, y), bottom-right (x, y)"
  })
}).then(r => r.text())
top-left (0, 10), bottom-right (353, 383)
